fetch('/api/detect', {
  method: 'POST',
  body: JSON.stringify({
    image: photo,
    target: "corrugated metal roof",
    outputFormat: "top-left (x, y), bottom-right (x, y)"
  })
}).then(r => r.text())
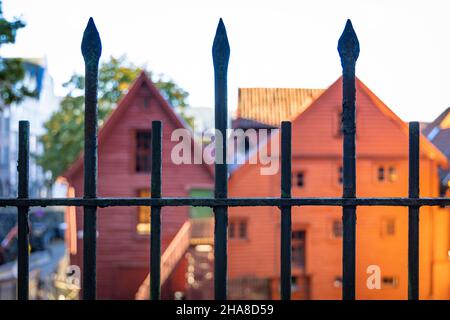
top-left (237, 87), bottom-right (325, 127)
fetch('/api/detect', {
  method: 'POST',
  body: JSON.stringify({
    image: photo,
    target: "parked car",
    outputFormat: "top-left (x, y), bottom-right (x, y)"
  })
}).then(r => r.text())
top-left (30, 222), bottom-right (54, 252)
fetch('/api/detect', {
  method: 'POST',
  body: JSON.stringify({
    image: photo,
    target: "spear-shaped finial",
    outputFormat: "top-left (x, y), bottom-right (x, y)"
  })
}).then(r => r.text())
top-left (81, 17), bottom-right (102, 65)
top-left (212, 18), bottom-right (230, 71)
top-left (338, 19), bottom-right (359, 66)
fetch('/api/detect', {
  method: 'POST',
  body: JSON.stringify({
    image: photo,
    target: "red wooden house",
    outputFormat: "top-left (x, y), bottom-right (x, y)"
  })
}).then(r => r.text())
top-left (64, 72), bottom-right (214, 299)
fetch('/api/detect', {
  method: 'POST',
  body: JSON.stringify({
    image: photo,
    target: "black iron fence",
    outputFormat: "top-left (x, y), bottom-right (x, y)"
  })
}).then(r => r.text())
top-left (0, 18), bottom-right (449, 301)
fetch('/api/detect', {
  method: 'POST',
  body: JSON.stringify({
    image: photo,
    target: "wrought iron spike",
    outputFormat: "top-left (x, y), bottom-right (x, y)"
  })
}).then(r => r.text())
top-left (82, 16), bottom-right (100, 300)
top-left (81, 17), bottom-right (102, 64)
top-left (212, 18), bottom-right (230, 70)
top-left (212, 17), bottom-right (229, 300)
top-left (338, 19), bottom-right (359, 63)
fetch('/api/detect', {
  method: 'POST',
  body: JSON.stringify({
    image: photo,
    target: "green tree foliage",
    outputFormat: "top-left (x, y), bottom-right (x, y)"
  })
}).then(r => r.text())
top-left (0, 0), bottom-right (35, 107)
top-left (38, 56), bottom-right (192, 180)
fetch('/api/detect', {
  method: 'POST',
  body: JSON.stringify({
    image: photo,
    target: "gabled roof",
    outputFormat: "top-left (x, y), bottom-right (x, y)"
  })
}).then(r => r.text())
top-left (236, 87), bottom-right (325, 127)
top-left (356, 78), bottom-right (448, 165)
top-left (230, 76), bottom-right (448, 177)
top-left (422, 107), bottom-right (450, 159)
top-left (64, 71), bottom-right (213, 180)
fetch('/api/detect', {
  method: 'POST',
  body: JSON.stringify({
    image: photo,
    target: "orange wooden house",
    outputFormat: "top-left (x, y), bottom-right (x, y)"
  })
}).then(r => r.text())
top-left (228, 77), bottom-right (450, 300)
top-left (64, 72), bottom-right (214, 299)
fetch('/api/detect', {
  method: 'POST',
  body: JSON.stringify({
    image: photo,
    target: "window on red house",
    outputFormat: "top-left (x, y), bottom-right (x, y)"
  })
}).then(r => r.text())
top-left (292, 230), bottom-right (305, 269)
top-left (137, 189), bottom-right (150, 234)
top-left (135, 130), bottom-right (152, 173)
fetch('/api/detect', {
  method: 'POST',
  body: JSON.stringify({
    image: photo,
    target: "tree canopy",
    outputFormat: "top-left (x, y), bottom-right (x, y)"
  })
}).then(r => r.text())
top-left (38, 56), bottom-right (192, 181)
top-left (0, 0), bottom-right (35, 107)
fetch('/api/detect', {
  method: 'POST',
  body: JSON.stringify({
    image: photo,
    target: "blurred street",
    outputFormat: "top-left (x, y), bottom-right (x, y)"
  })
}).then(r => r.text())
top-left (0, 240), bottom-right (69, 299)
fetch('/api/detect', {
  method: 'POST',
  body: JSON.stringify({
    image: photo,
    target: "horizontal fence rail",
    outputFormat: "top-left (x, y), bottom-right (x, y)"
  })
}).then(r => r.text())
top-left (1, 197), bottom-right (449, 207)
top-left (3, 17), bottom-right (449, 301)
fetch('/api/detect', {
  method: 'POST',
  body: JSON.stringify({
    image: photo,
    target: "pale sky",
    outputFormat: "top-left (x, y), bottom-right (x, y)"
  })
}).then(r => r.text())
top-left (2, 0), bottom-right (450, 122)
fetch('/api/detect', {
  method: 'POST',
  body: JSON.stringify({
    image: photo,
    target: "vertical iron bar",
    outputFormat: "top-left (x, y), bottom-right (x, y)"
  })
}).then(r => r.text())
top-left (212, 18), bottom-right (230, 300)
top-left (408, 122), bottom-right (420, 300)
top-left (280, 121), bottom-right (292, 300)
top-left (338, 19), bottom-right (359, 300)
top-left (81, 18), bottom-right (102, 300)
top-left (17, 121), bottom-right (29, 300)
top-left (150, 121), bottom-right (162, 300)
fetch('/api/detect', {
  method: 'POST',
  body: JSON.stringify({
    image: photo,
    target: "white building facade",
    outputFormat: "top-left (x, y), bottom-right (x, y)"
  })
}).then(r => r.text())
top-left (0, 58), bottom-right (60, 197)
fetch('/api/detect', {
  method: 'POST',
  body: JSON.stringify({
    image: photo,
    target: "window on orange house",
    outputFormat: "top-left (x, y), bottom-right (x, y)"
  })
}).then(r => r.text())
top-left (238, 221), bottom-right (247, 238)
top-left (332, 220), bottom-right (343, 238)
top-left (295, 172), bottom-right (305, 188)
top-left (378, 166), bottom-right (385, 181)
top-left (377, 165), bottom-right (398, 183)
top-left (388, 166), bottom-right (397, 182)
top-left (137, 189), bottom-right (150, 234)
top-left (135, 130), bottom-right (152, 173)
top-left (292, 230), bottom-right (305, 269)
top-left (333, 276), bottom-right (343, 288)
top-left (229, 220), bottom-right (247, 239)
top-left (381, 218), bottom-right (396, 237)
top-left (335, 110), bottom-right (358, 138)
top-left (382, 276), bottom-right (398, 287)
top-left (229, 221), bottom-right (235, 238)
